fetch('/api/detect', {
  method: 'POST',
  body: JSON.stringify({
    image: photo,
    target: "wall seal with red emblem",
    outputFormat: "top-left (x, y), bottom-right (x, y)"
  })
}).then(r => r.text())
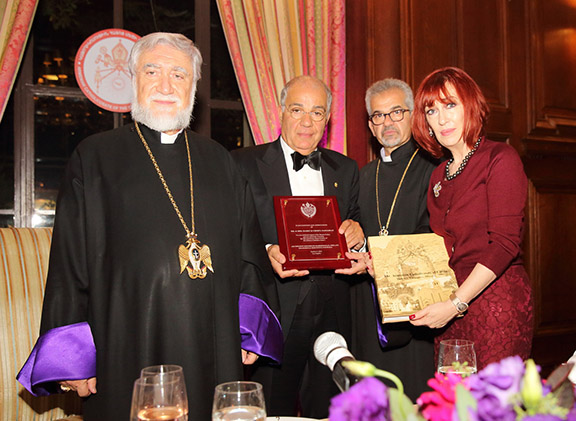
top-left (75, 29), bottom-right (140, 113)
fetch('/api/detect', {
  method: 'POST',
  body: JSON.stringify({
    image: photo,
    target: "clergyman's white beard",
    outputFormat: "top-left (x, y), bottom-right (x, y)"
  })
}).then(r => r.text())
top-left (131, 97), bottom-right (195, 133)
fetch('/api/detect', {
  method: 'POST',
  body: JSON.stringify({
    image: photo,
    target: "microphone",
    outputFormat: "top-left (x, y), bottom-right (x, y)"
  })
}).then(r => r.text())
top-left (314, 332), bottom-right (360, 392)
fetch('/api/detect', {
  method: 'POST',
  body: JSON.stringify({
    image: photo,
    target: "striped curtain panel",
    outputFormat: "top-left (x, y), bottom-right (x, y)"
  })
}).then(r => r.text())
top-left (0, 0), bottom-right (38, 122)
top-left (0, 228), bottom-right (83, 419)
top-left (216, 0), bottom-right (347, 153)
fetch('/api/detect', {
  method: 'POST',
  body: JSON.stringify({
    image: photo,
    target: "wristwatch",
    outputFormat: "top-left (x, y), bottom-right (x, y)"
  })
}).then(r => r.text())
top-left (450, 292), bottom-right (469, 313)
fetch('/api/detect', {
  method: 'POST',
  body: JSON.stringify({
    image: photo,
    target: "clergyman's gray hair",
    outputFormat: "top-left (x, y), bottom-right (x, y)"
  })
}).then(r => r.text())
top-left (279, 75), bottom-right (333, 114)
top-left (365, 78), bottom-right (414, 115)
top-left (129, 32), bottom-right (203, 85)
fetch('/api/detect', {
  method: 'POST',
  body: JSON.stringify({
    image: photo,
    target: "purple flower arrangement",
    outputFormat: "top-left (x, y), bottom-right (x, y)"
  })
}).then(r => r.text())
top-left (329, 357), bottom-right (576, 421)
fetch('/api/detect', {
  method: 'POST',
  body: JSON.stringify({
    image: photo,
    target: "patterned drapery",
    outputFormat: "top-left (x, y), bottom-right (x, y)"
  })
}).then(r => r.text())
top-left (216, 0), bottom-right (346, 153)
top-left (0, 0), bottom-right (38, 121)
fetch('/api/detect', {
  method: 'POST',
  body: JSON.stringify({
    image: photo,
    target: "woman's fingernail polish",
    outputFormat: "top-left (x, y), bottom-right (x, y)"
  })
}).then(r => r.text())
top-left (409, 314), bottom-right (415, 320)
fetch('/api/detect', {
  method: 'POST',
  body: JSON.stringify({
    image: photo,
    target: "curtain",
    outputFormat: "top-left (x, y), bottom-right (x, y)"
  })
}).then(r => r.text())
top-left (216, 0), bottom-right (346, 153)
top-left (0, 0), bottom-right (38, 122)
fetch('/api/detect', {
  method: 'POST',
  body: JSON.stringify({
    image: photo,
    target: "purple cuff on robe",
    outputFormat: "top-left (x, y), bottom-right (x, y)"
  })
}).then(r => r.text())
top-left (16, 321), bottom-right (96, 396)
top-left (370, 282), bottom-right (388, 348)
top-left (239, 294), bottom-right (283, 364)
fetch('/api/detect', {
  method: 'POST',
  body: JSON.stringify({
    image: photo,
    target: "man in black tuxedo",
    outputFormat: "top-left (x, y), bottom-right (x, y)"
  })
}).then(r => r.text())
top-left (232, 75), bottom-right (365, 418)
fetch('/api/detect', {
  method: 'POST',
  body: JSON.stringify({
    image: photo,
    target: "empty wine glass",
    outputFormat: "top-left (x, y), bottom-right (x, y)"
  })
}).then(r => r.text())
top-left (212, 381), bottom-right (266, 421)
top-left (131, 365), bottom-right (188, 420)
top-left (437, 339), bottom-right (477, 376)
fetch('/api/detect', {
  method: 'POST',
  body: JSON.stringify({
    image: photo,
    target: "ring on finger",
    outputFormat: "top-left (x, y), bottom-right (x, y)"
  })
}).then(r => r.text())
top-left (60, 384), bottom-right (72, 392)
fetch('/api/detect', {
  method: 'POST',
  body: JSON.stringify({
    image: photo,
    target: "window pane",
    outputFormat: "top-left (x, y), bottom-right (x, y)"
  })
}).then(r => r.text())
top-left (0, 214), bottom-right (14, 228)
top-left (210, 1), bottom-right (241, 101)
top-left (34, 95), bottom-right (115, 211)
top-left (32, 213), bottom-right (55, 228)
top-left (124, 0), bottom-right (195, 40)
top-left (0, 97), bottom-right (15, 210)
top-left (34, 0), bottom-right (114, 87)
top-left (211, 109), bottom-right (248, 151)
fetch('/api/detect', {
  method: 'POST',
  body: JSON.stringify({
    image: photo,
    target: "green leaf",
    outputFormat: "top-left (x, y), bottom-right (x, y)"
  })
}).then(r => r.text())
top-left (455, 384), bottom-right (477, 421)
top-left (388, 388), bottom-right (424, 421)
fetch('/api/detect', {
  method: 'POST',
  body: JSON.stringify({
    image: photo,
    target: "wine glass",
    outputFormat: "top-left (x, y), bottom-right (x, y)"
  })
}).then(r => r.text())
top-left (437, 339), bottom-right (477, 376)
top-left (141, 365), bottom-right (186, 389)
top-left (212, 381), bottom-right (266, 421)
top-left (131, 366), bottom-right (188, 420)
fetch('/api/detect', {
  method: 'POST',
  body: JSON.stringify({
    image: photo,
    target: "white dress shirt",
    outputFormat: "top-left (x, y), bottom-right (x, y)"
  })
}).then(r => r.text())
top-left (280, 137), bottom-right (324, 196)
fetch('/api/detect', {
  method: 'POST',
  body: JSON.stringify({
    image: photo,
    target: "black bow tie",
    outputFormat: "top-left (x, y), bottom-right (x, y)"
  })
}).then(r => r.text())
top-left (292, 150), bottom-right (322, 171)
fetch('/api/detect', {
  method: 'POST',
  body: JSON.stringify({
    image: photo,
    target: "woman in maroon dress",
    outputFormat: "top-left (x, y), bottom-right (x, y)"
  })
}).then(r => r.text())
top-left (409, 67), bottom-right (533, 369)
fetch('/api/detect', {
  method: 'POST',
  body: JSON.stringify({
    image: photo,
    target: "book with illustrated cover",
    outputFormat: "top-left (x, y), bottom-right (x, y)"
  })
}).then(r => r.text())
top-left (367, 233), bottom-right (458, 323)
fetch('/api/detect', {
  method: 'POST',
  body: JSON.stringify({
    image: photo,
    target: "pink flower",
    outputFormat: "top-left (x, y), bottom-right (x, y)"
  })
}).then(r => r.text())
top-left (417, 372), bottom-right (468, 421)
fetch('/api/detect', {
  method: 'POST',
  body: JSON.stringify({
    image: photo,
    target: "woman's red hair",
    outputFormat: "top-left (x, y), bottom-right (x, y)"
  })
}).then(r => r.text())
top-left (412, 67), bottom-right (489, 158)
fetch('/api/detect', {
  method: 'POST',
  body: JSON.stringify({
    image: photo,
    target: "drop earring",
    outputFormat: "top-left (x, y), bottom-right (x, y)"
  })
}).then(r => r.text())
top-left (428, 127), bottom-right (434, 137)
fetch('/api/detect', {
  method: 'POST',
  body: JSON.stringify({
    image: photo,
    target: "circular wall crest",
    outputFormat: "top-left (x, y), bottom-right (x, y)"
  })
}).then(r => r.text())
top-left (75, 29), bottom-right (140, 113)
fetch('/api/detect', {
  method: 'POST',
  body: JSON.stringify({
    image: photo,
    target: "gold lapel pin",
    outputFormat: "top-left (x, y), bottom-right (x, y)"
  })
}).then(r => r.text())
top-left (334, 182), bottom-right (338, 188)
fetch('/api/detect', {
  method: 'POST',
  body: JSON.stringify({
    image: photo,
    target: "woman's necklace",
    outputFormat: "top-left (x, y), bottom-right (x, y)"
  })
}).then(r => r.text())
top-left (445, 137), bottom-right (481, 181)
top-left (135, 121), bottom-right (213, 279)
top-left (376, 148), bottom-right (420, 236)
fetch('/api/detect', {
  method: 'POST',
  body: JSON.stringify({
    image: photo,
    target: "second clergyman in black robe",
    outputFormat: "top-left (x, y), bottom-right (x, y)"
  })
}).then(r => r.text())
top-left (351, 139), bottom-right (438, 401)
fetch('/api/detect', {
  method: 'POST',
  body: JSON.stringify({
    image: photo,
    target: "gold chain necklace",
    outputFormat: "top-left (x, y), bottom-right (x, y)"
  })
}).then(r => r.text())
top-left (376, 148), bottom-right (420, 236)
top-left (135, 121), bottom-right (213, 279)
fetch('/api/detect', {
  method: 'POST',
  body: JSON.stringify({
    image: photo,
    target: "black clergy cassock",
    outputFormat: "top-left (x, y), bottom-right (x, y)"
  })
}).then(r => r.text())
top-left (350, 139), bottom-right (439, 401)
top-left (40, 124), bottom-right (279, 420)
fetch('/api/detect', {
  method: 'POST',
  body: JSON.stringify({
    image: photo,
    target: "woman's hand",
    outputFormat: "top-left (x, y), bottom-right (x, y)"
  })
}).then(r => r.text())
top-left (409, 300), bottom-right (459, 328)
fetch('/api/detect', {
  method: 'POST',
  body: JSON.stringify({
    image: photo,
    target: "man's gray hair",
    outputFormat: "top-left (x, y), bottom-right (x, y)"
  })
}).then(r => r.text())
top-left (279, 75), bottom-right (333, 114)
top-left (365, 78), bottom-right (414, 115)
top-left (129, 32), bottom-right (203, 84)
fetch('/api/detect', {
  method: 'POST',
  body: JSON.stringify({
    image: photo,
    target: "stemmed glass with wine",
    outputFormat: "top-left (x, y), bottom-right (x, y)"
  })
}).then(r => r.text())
top-left (130, 365), bottom-right (188, 421)
top-left (212, 381), bottom-right (266, 421)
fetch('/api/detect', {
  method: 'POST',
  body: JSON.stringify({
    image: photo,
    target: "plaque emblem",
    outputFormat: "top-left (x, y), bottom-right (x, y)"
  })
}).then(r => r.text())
top-left (300, 202), bottom-right (317, 219)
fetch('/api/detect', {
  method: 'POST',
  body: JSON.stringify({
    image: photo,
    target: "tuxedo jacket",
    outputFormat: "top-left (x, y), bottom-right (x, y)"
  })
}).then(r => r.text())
top-left (232, 138), bottom-right (361, 339)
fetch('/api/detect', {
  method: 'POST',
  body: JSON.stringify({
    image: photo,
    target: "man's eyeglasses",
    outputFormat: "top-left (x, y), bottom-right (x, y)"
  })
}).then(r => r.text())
top-left (287, 107), bottom-right (327, 122)
top-left (368, 109), bottom-right (410, 125)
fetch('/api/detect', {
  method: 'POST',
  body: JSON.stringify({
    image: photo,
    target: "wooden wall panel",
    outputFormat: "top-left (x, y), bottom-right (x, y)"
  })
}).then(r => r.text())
top-left (459, 1), bottom-right (508, 111)
top-left (528, 0), bottom-right (576, 138)
top-left (527, 187), bottom-right (576, 371)
top-left (523, 0), bottom-right (576, 374)
top-left (530, 191), bottom-right (576, 327)
top-left (345, 0), bottom-right (369, 166)
top-left (403, 0), bottom-right (458, 85)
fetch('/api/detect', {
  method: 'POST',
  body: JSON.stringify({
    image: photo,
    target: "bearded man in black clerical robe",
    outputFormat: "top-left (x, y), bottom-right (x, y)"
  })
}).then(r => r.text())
top-left (18, 32), bottom-right (282, 421)
top-left (351, 79), bottom-right (439, 401)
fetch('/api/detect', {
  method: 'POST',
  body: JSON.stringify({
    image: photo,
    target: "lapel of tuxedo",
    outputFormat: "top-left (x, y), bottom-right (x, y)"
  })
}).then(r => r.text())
top-left (321, 148), bottom-right (342, 195)
top-left (258, 139), bottom-right (292, 197)
top-left (320, 149), bottom-right (349, 219)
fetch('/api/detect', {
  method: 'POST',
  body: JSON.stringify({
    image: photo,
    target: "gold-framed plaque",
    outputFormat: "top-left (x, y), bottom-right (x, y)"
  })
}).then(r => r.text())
top-left (368, 233), bottom-right (458, 323)
top-left (274, 196), bottom-right (351, 270)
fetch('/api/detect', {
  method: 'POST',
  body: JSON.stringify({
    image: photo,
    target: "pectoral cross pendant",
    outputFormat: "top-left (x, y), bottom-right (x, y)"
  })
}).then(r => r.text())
top-left (177, 236), bottom-right (214, 279)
